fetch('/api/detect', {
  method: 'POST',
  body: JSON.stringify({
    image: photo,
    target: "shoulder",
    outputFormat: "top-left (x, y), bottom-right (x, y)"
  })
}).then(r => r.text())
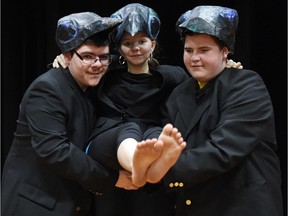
top-left (221, 68), bottom-right (260, 77)
top-left (34, 68), bottom-right (65, 82)
top-left (155, 64), bottom-right (189, 80)
top-left (219, 68), bottom-right (264, 84)
top-left (166, 77), bottom-right (194, 98)
top-left (28, 68), bottom-right (71, 94)
top-left (156, 64), bottom-right (186, 74)
top-left (216, 68), bottom-right (268, 96)
top-left (153, 65), bottom-right (188, 88)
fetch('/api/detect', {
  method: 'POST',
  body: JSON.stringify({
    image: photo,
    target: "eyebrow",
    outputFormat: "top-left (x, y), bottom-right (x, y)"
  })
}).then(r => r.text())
top-left (80, 51), bottom-right (110, 56)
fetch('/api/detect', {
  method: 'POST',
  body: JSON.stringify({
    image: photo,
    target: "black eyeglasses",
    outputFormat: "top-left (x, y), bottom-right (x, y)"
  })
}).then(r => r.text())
top-left (74, 50), bottom-right (112, 66)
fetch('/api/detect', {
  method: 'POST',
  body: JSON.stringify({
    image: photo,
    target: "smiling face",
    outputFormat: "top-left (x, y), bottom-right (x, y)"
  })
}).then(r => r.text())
top-left (183, 34), bottom-right (228, 83)
top-left (119, 31), bottom-right (156, 74)
top-left (64, 44), bottom-right (110, 90)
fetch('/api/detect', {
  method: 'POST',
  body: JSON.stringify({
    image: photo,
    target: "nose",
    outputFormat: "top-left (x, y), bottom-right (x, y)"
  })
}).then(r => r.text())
top-left (190, 53), bottom-right (200, 61)
top-left (91, 58), bottom-right (102, 66)
top-left (131, 42), bottom-right (140, 50)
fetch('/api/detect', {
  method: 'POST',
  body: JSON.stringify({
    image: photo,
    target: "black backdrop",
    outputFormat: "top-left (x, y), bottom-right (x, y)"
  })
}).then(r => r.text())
top-left (1, 0), bottom-right (287, 214)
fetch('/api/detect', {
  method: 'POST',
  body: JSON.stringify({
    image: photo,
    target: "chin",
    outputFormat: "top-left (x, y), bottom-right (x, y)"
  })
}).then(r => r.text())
top-left (89, 80), bottom-right (100, 87)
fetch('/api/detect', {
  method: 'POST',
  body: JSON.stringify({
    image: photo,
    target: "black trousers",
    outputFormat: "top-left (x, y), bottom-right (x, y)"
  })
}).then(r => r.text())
top-left (86, 122), bottom-right (162, 170)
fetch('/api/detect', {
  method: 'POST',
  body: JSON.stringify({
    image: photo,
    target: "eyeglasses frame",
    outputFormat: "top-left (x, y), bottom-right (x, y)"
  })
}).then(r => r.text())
top-left (74, 50), bottom-right (112, 66)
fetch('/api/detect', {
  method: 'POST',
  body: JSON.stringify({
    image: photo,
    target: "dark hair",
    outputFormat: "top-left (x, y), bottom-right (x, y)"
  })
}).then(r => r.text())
top-left (69, 31), bottom-right (111, 56)
top-left (83, 31), bottom-right (110, 47)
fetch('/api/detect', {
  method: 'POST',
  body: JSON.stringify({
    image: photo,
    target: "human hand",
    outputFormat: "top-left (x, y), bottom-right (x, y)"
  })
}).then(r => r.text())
top-left (115, 170), bottom-right (139, 190)
top-left (226, 59), bottom-right (243, 69)
top-left (52, 54), bottom-right (67, 68)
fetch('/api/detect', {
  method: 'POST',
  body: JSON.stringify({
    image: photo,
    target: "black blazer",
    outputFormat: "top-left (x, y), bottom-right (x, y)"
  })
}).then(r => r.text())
top-left (162, 68), bottom-right (283, 216)
top-left (2, 68), bottom-right (119, 216)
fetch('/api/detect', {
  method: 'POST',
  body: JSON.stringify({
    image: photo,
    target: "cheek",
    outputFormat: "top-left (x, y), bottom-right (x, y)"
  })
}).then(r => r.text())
top-left (69, 61), bottom-right (82, 72)
top-left (183, 54), bottom-right (190, 65)
top-left (119, 47), bottom-right (128, 56)
top-left (142, 46), bottom-right (152, 54)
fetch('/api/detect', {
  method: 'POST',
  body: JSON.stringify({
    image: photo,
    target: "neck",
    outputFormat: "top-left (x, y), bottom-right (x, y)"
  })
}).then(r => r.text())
top-left (127, 63), bottom-right (150, 74)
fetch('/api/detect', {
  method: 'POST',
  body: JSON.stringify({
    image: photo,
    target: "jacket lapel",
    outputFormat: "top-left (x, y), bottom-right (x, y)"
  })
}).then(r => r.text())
top-left (176, 80), bottom-right (211, 140)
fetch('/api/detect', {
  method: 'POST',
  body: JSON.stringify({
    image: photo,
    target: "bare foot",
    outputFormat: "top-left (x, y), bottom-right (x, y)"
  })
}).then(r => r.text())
top-left (147, 124), bottom-right (186, 183)
top-left (132, 138), bottom-right (164, 187)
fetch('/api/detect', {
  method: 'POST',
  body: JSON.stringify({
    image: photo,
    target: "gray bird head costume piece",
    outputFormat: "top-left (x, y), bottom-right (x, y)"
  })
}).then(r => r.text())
top-left (110, 3), bottom-right (161, 45)
top-left (55, 12), bottom-right (122, 53)
top-left (176, 5), bottom-right (238, 53)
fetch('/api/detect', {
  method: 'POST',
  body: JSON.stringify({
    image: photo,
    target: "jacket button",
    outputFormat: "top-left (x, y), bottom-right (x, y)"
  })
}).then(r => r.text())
top-left (186, 200), bottom-right (191, 205)
top-left (169, 183), bottom-right (174, 188)
top-left (179, 182), bottom-right (184, 187)
top-left (76, 206), bottom-right (81, 212)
